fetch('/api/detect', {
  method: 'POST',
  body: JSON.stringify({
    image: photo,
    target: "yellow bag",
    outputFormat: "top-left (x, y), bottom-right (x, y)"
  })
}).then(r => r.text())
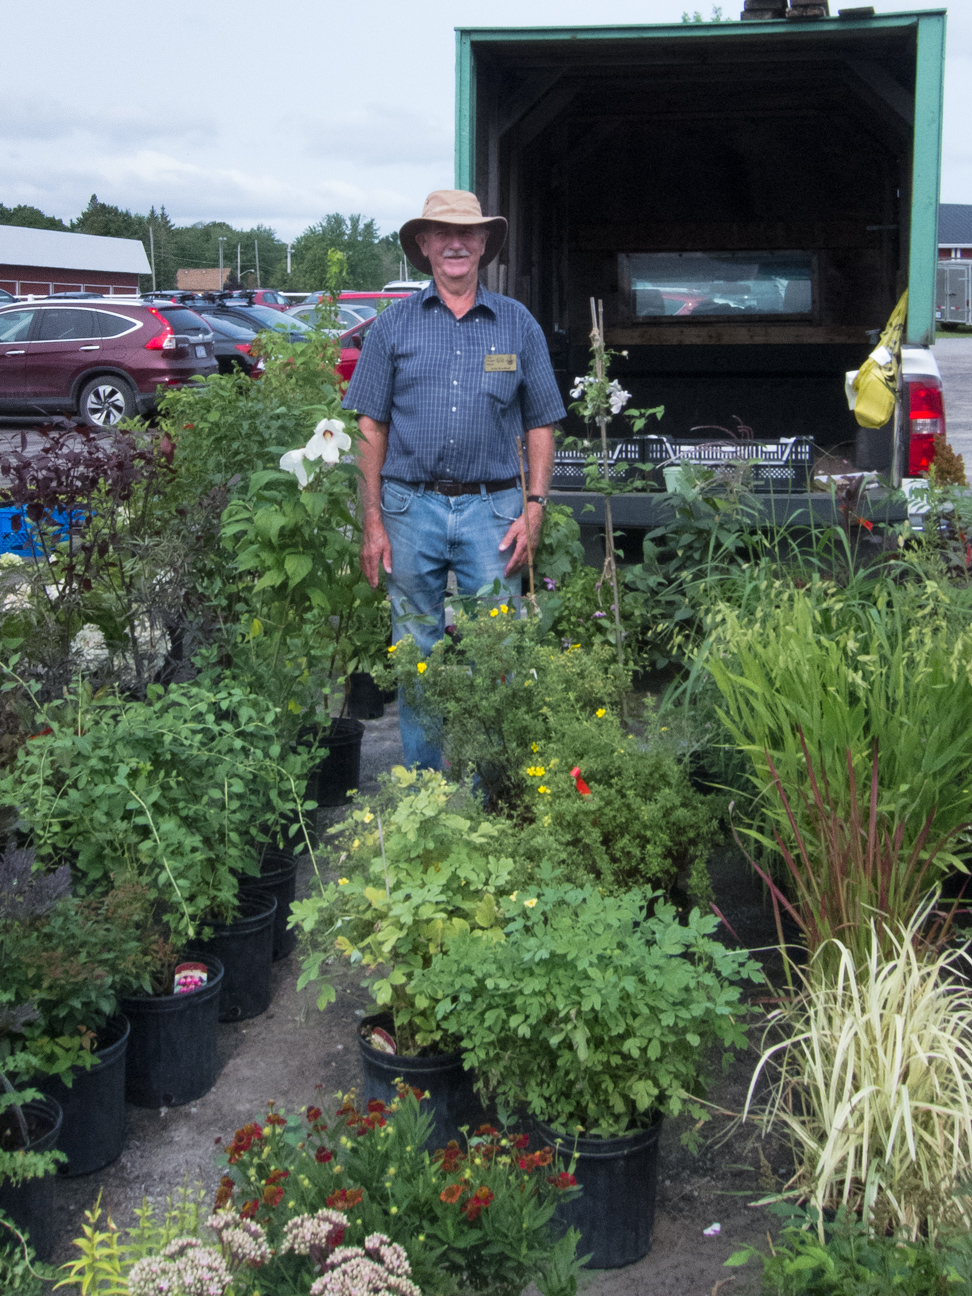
top-left (851, 290), bottom-right (908, 429)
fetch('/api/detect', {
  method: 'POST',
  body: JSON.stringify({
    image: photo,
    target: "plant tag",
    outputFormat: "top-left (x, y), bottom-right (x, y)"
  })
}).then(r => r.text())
top-left (484, 354), bottom-right (517, 372)
top-left (368, 1026), bottom-right (397, 1054)
top-left (174, 962), bottom-right (208, 995)
top-left (703, 1222), bottom-right (721, 1237)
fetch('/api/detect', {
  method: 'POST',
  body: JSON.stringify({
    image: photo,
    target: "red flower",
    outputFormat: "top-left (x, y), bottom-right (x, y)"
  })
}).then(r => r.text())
top-left (513, 1133), bottom-right (530, 1150)
top-left (439, 1183), bottom-right (465, 1204)
top-left (474, 1124), bottom-right (499, 1137)
top-left (265, 1113), bottom-right (287, 1127)
top-left (326, 1188), bottom-right (364, 1210)
top-left (265, 1169), bottom-right (289, 1186)
top-left (214, 1176), bottom-right (235, 1208)
top-left (535, 1147), bottom-right (553, 1167)
top-left (367, 1099), bottom-right (388, 1114)
top-left (462, 1187), bottom-right (494, 1222)
top-left (395, 1083), bottom-right (425, 1102)
top-left (240, 1199), bottom-right (259, 1219)
top-left (315, 1147), bottom-right (333, 1164)
top-left (570, 767), bottom-right (592, 797)
top-left (307, 1107), bottom-right (323, 1123)
top-left (262, 1185), bottom-right (284, 1207)
top-left (464, 1200), bottom-right (484, 1222)
top-left (548, 1172), bottom-right (577, 1189)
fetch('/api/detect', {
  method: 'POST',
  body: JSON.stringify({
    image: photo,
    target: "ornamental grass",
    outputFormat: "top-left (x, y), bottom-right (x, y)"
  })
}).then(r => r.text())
top-left (744, 908), bottom-right (972, 1240)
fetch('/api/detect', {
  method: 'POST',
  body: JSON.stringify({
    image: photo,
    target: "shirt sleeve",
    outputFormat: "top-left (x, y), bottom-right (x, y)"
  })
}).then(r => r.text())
top-left (341, 316), bottom-right (394, 422)
top-left (518, 313), bottom-right (567, 431)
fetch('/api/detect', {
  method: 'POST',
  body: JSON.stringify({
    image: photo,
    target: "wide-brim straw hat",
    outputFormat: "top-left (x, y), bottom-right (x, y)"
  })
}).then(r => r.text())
top-left (399, 190), bottom-right (507, 276)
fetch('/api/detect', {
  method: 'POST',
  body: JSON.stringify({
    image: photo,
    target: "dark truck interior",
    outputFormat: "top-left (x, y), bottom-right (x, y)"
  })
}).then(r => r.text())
top-left (471, 20), bottom-right (918, 468)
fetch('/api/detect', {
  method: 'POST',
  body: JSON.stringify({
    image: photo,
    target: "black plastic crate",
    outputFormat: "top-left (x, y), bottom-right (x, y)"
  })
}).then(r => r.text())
top-left (552, 436), bottom-right (812, 492)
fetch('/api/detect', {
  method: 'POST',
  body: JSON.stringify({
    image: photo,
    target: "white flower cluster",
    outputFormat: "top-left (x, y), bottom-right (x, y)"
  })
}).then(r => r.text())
top-left (0, 553), bottom-right (25, 569)
top-left (280, 1208), bottom-right (349, 1256)
top-left (310, 1236), bottom-right (422, 1296)
top-left (1, 585), bottom-right (31, 614)
top-left (207, 1209), bottom-right (272, 1267)
top-left (129, 1237), bottom-right (230, 1296)
top-left (70, 623), bottom-right (110, 669)
top-left (280, 419), bottom-right (352, 487)
top-left (568, 376), bottom-right (631, 416)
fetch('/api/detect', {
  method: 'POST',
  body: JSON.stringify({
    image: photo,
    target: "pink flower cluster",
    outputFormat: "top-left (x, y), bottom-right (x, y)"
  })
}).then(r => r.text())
top-left (129, 1237), bottom-right (229, 1296)
top-left (206, 1209), bottom-right (272, 1267)
top-left (279, 1208), bottom-right (350, 1257)
top-left (310, 1234), bottom-right (421, 1296)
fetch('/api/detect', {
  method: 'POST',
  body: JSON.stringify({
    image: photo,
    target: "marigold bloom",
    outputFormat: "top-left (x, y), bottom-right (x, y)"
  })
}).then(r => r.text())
top-left (440, 1183), bottom-right (465, 1204)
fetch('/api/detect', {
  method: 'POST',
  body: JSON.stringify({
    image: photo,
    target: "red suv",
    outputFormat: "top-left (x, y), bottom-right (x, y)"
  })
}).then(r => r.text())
top-left (0, 300), bottom-right (216, 426)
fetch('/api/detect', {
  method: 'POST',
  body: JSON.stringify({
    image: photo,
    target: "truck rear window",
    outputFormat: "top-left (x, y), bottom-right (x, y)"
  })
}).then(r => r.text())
top-left (620, 252), bottom-right (814, 319)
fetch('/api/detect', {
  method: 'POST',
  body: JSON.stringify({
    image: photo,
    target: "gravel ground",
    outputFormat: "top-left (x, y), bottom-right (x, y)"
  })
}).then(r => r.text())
top-left (43, 702), bottom-right (786, 1296)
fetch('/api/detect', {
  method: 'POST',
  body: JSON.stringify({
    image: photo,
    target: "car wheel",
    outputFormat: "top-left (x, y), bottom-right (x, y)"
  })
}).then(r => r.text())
top-left (78, 376), bottom-right (137, 427)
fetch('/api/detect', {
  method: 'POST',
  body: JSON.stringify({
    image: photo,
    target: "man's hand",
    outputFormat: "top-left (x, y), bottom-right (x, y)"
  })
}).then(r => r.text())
top-left (499, 501), bottom-right (544, 576)
top-left (361, 514), bottom-right (393, 589)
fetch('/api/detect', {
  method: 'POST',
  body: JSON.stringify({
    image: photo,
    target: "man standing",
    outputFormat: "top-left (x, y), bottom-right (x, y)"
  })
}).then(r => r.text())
top-left (342, 189), bottom-right (566, 768)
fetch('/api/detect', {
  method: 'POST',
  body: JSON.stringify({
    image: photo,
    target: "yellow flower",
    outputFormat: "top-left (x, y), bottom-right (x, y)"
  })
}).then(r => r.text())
top-left (417, 662), bottom-right (427, 674)
top-left (595, 708), bottom-right (606, 718)
top-left (388, 643), bottom-right (398, 653)
top-left (351, 839), bottom-right (360, 850)
top-left (500, 604), bottom-right (509, 613)
top-left (661, 726), bottom-right (668, 732)
top-left (489, 608), bottom-right (499, 617)
top-left (526, 766), bottom-right (545, 778)
top-left (338, 877), bottom-right (350, 885)
top-left (362, 812), bottom-right (374, 824)
top-left (509, 891), bottom-right (518, 902)
top-left (531, 742), bottom-right (539, 753)
top-left (524, 898), bottom-right (539, 908)
top-left (390, 1206), bottom-right (399, 1215)
top-left (537, 785), bottom-right (550, 795)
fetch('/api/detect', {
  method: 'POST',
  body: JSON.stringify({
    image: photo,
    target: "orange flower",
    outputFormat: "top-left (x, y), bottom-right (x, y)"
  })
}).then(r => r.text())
top-left (240, 1199), bottom-right (259, 1219)
top-left (548, 1172), bottom-right (578, 1189)
top-left (327, 1187), bottom-right (364, 1210)
top-left (439, 1183), bottom-right (465, 1204)
top-left (262, 1184), bottom-right (284, 1207)
top-left (535, 1147), bottom-right (554, 1167)
top-left (214, 1176), bottom-right (234, 1209)
top-left (265, 1168), bottom-right (289, 1186)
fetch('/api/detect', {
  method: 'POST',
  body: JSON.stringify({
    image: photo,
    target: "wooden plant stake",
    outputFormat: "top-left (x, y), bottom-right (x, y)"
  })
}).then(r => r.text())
top-left (516, 434), bottom-right (538, 615)
top-left (589, 297), bottom-right (627, 707)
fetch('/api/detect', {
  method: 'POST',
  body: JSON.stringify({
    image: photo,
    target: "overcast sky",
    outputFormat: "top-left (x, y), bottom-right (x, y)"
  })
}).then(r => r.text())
top-left (3, 1), bottom-right (968, 240)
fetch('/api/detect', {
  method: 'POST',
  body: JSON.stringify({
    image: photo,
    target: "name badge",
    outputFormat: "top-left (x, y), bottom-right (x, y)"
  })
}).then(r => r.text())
top-left (484, 353), bottom-right (517, 372)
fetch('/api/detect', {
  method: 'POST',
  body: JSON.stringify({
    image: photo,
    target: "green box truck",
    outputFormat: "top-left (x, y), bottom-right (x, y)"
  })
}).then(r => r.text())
top-left (455, 5), bottom-right (947, 527)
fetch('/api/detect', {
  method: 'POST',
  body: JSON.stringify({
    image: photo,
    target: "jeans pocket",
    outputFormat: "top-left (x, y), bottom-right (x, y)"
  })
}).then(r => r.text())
top-left (381, 480), bottom-right (413, 516)
top-left (487, 488), bottom-right (522, 526)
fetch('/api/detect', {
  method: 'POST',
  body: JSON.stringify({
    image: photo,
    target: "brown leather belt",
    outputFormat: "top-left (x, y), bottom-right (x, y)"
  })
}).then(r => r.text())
top-left (424, 477), bottom-right (518, 497)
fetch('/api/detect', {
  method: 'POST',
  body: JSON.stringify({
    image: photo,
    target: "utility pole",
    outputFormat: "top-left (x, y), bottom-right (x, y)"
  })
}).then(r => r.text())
top-left (218, 236), bottom-right (226, 287)
top-left (148, 225), bottom-right (156, 291)
top-left (286, 244), bottom-right (292, 276)
top-left (237, 243), bottom-right (241, 283)
top-left (254, 239), bottom-right (261, 288)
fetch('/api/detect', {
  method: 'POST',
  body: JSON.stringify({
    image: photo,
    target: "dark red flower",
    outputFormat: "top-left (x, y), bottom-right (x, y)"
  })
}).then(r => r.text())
top-left (262, 1185), bottom-right (284, 1207)
top-left (326, 1188), bottom-right (364, 1210)
top-left (474, 1124), bottom-right (499, 1137)
top-left (265, 1113), bottom-right (287, 1127)
top-left (548, 1172), bottom-right (577, 1189)
top-left (265, 1169), bottom-right (289, 1186)
top-left (367, 1099), bottom-right (387, 1114)
top-left (315, 1147), bottom-right (333, 1164)
top-left (240, 1199), bottom-right (259, 1219)
top-left (513, 1134), bottom-right (530, 1149)
top-left (307, 1107), bottom-right (323, 1123)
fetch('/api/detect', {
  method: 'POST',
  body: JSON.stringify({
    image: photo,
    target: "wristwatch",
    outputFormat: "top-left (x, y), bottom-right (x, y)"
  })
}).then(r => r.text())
top-left (526, 495), bottom-right (548, 508)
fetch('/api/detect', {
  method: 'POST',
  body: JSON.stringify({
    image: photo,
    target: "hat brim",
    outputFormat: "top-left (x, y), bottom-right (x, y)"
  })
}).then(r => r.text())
top-left (399, 215), bottom-right (508, 277)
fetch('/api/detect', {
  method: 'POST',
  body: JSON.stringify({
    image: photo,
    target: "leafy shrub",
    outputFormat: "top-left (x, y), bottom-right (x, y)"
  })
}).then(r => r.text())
top-left (743, 909), bottom-right (972, 1238)
top-left (504, 707), bottom-right (718, 898)
top-left (726, 1205), bottom-right (972, 1295)
top-left (412, 881), bottom-right (760, 1138)
top-left (384, 610), bottom-right (626, 810)
top-left (0, 1211), bottom-right (51, 1293)
top-left (2, 677), bottom-right (317, 939)
top-left (292, 767), bottom-right (512, 1053)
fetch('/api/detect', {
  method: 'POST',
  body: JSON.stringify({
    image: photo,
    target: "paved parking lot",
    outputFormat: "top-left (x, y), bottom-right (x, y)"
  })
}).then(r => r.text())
top-left (935, 334), bottom-right (972, 474)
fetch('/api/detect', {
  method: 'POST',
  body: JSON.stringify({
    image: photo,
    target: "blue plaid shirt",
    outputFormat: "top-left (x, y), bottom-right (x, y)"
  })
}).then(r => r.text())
top-left (341, 280), bottom-right (565, 483)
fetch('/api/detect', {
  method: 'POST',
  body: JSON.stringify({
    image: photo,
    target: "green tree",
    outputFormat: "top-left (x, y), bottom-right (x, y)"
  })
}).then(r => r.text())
top-left (0, 203), bottom-right (68, 231)
top-left (289, 214), bottom-right (397, 291)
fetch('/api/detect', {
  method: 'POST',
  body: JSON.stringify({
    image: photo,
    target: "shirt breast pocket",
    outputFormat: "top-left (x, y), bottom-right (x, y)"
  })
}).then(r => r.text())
top-left (480, 368), bottom-right (519, 409)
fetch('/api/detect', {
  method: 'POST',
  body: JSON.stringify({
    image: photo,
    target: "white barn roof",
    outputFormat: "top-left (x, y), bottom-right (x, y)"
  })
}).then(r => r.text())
top-left (0, 224), bottom-right (151, 274)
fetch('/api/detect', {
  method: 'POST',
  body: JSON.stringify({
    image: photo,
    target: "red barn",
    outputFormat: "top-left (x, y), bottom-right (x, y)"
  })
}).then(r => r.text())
top-left (0, 225), bottom-right (151, 296)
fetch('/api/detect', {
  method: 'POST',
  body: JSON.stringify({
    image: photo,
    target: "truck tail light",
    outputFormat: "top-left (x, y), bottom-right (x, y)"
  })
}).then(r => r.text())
top-left (234, 343), bottom-right (252, 354)
top-left (907, 378), bottom-right (946, 475)
top-left (144, 307), bottom-right (176, 350)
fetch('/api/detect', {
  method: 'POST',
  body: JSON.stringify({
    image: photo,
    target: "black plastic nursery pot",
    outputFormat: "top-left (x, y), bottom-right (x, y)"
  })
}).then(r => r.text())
top-left (240, 848), bottom-right (298, 961)
top-left (0, 1094), bottom-right (63, 1261)
top-left (197, 889), bottom-right (277, 1022)
top-left (534, 1116), bottom-right (663, 1270)
top-left (309, 718), bottom-right (365, 807)
top-left (347, 671), bottom-right (385, 721)
top-left (41, 1014), bottom-right (129, 1176)
top-left (121, 954), bottom-right (224, 1108)
top-left (358, 1013), bottom-right (484, 1153)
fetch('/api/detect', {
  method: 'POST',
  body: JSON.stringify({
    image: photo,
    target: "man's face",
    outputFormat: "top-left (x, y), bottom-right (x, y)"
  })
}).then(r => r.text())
top-left (414, 222), bottom-right (489, 286)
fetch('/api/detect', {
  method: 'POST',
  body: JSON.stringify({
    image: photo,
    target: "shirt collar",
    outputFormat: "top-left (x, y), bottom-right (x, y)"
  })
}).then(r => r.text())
top-left (420, 279), bottom-right (496, 318)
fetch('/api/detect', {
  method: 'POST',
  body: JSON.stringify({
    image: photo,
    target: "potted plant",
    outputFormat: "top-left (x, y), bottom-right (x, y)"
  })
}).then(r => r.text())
top-left (411, 880), bottom-right (761, 1269)
top-left (0, 1057), bottom-right (64, 1263)
top-left (291, 766), bottom-right (513, 1148)
top-left (0, 848), bottom-right (157, 1177)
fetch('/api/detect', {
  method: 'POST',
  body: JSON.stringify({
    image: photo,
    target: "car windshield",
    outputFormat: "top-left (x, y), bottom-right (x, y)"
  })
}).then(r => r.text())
top-left (344, 304), bottom-right (377, 319)
top-left (201, 313), bottom-right (257, 339)
top-left (243, 305), bottom-right (307, 331)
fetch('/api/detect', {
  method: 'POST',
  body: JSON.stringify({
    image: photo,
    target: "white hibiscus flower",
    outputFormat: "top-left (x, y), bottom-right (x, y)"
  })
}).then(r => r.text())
top-left (279, 419), bottom-right (352, 487)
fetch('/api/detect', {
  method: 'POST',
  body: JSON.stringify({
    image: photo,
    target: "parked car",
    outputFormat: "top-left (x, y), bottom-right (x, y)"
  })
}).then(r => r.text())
top-left (0, 288), bottom-right (16, 304)
top-left (201, 314), bottom-right (264, 376)
top-left (335, 315), bottom-right (374, 385)
top-left (207, 301), bottom-right (311, 341)
top-left (0, 300), bottom-right (216, 426)
top-left (381, 281), bottom-right (429, 293)
top-left (244, 289), bottom-right (291, 312)
top-left (286, 303), bottom-right (370, 331)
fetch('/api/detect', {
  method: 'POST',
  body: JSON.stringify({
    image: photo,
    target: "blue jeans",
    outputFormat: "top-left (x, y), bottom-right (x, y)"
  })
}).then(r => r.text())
top-left (381, 480), bottom-right (521, 770)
